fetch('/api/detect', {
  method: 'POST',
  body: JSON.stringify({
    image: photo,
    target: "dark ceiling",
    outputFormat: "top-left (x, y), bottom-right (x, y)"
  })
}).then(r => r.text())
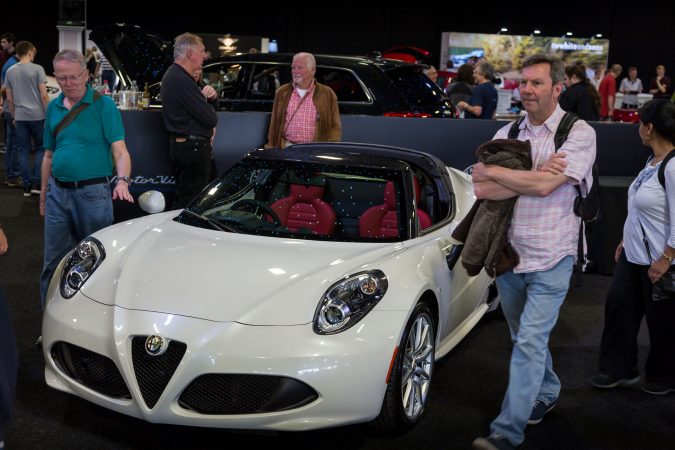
top-left (6, 1), bottom-right (675, 83)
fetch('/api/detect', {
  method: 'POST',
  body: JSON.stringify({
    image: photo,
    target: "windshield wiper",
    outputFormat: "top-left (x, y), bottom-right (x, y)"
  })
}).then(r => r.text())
top-left (182, 209), bottom-right (240, 233)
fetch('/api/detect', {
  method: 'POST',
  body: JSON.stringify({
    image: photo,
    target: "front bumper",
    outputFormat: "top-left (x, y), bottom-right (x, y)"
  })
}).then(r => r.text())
top-left (42, 293), bottom-right (408, 430)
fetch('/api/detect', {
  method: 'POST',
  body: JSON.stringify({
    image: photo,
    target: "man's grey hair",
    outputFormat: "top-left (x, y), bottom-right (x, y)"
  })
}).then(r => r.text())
top-left (174, 32), bottom-right (203, 60)
top-left (522, 54), bottom-right (565, 85)
top-left (476, 61), bottom-right (495, 81)
top-left (293, 52), bottom-right (316, 70)
top-left (53, 49), bottom-right (86, 70)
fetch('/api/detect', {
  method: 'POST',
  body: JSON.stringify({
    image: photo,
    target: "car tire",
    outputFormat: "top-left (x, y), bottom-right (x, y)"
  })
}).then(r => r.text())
top-left (373, 301), bottom-right (435, 431)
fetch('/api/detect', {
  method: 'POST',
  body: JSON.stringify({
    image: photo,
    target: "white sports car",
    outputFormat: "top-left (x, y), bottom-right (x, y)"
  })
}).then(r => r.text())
top-left (42, 143), bottom-right (496, 431)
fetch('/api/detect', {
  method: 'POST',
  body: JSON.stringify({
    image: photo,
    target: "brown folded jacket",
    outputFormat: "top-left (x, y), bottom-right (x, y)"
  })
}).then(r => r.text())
top-left (451, 138), bottom-right (532, 277)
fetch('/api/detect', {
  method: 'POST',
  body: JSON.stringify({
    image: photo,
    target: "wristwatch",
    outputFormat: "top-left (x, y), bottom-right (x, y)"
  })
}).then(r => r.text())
top-left (116, 175), bottom-right (132, 185)
top-left (663, 253), bottom-right (674, 263)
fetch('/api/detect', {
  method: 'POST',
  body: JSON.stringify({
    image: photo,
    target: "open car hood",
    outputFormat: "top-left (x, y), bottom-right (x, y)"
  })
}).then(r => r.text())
top-left (89, 23), bottom-right (173, 90)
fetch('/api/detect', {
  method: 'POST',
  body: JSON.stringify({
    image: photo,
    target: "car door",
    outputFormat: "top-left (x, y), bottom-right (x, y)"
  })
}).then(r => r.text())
top-left (408, 169), bottom-right (482, 338)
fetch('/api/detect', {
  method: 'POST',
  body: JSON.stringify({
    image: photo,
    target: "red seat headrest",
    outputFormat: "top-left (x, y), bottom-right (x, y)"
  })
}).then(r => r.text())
top-left (384, 181), bottom-right (396, 208)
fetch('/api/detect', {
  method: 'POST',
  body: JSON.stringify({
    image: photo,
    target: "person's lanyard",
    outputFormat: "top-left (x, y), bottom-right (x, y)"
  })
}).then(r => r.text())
top-left (284, 82), bottom-right (314, 138)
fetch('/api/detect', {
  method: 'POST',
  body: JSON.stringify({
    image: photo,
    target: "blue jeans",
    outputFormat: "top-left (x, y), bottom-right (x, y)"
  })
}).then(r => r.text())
top-left (40, 178), bottom-right (113, 306)
top-left (490, 255), bottom-right (574, 446)
top-left (15, 120), bottom-right (44, 189)
top-left (2, 112), bottom-right (19, 179)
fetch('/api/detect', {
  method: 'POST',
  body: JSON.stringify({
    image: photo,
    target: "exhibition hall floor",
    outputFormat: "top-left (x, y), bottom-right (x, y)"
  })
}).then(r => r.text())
top-left (1, 175), bottom-right (673, 450)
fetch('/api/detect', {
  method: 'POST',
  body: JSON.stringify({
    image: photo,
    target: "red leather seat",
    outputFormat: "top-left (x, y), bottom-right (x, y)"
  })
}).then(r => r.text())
top-left (358, 181), bottom-right (400, 238)
top-left (358, 179), bottom-right (431, 238)
top-left (270, 184), bottom-right (336, 235)
top-left (413, 178), bottom-right (433, 230)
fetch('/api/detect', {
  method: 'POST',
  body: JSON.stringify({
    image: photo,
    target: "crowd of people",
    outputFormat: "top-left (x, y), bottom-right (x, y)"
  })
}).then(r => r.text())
top-left (1, 28), bottom-right (675, 450)
top-left (443, 55), bottom-right (674, 124)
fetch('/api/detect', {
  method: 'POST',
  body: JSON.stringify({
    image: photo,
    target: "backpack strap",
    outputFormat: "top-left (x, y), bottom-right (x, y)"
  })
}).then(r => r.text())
top-left (53, 90), bottom-right (103, 139)
top-left (554, 112), bottom-right (578, 152)
top-left (507, 116), bottom-right (525, 139)
top-left (508, 112), bottom-right (578, 152)
top-left (657, 148), bottom-right (675, 188)
top-left (554, 112), bottom-right (584, 198)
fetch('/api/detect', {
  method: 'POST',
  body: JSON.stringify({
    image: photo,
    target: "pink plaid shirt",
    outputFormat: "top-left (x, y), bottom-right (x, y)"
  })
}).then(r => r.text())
top-left (284, 81), bottom-right (318, 144)
top-left (493, 105), bottom-right (597, 273)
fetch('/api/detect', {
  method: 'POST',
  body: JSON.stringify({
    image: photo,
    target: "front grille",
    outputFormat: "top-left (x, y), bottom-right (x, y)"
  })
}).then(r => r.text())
top-left (131, 336), bottom-right (187, 409)
top-left (179, 374), bottom-right (318, 414)
top-left (50, 342), bottom-right (131, 399)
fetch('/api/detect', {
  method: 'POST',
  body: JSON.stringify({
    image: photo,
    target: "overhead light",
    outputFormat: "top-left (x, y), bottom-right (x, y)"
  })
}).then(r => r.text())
top-left (595, 33), bottom-right (603, 38)
top-left (533, 30), bottom-right (541, 35)
top-left (566, 32), bottom-right (573, 36)
top-left (500, 27), bottom-right (508, 33)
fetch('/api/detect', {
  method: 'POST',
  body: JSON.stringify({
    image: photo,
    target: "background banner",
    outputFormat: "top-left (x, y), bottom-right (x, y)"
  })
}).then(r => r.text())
top-left (441, 31), bottom-right (609, 80)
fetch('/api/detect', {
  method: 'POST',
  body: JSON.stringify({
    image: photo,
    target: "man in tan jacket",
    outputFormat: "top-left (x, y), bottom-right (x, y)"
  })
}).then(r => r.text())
top-left (265, 52), bottom-right (341, 148)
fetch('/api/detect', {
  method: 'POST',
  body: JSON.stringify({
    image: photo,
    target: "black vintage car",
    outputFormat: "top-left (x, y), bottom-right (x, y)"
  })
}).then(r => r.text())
top-left (90, 24), bottom-right (456, 118)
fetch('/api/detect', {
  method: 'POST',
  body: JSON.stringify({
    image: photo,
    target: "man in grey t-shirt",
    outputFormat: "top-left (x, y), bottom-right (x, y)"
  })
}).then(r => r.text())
top-left (5, 41), bottom-right (49, 196)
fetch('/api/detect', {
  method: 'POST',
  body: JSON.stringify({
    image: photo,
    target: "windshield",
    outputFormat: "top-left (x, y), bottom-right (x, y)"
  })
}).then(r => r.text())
top-left (175, 159), bottom-right (409, 242)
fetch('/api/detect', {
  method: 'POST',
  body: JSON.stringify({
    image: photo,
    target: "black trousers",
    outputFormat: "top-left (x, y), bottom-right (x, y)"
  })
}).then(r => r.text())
top-left (168, 138), bottom-right (212, 209)
top-left (599, 251), bottom-right (675, 383)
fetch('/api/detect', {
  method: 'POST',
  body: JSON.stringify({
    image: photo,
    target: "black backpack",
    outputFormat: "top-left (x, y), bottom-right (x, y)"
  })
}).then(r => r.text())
top-left (657, 149), bottom-right (675, 188)
top-left (508, 112), bottom-right (601, 268)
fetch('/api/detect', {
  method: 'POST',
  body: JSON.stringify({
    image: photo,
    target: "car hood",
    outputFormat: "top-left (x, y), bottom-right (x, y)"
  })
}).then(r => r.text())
top-left (89, 23), bottom-right (173, 89)
top-left (82, 214), bottom-right (404, 325)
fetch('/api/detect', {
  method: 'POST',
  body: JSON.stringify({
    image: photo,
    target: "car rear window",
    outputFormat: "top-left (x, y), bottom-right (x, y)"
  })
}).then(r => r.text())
top-left (385, 66), bottom-right (446, 109)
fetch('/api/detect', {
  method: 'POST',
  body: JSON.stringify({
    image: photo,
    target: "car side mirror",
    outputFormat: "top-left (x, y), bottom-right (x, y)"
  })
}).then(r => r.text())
top-left (446, 243), bottom-right (464, 271)
top-left (138, 190), bottom-right (166, 214)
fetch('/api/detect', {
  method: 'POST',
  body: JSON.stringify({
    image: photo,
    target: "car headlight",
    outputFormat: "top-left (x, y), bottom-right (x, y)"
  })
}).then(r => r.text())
top-left (60, 237), bottom-right (106, 299)
top-left (313, 270), bottom-right (388, 335)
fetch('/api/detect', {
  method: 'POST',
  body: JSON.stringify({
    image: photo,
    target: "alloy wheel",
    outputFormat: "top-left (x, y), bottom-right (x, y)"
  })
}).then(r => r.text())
top-left (400, 312), bottom-right (434, 420)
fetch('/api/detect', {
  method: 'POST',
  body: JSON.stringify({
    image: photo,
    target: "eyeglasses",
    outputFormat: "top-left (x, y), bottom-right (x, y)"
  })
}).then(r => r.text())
top-left (54, 68), bottom-right (87, 83)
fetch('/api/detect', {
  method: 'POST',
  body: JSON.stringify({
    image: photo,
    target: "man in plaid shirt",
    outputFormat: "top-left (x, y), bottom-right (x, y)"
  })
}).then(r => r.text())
top-left (265, 52), bottom-right (341, 149)
top-left (471, 54), bottom-right (596, 450)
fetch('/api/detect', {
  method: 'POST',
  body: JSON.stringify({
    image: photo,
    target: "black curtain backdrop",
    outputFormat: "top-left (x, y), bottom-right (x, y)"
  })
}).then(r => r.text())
top-left (4, 2), bottom-right (675, 85)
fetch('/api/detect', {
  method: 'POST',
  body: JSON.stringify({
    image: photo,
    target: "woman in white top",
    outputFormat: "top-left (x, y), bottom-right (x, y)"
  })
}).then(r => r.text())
top-left (592, 98), bottom-right (675, 395)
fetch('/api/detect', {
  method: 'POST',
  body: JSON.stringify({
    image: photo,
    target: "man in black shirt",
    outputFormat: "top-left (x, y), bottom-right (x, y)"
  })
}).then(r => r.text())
top-left (161, 32), bottom-right (218, 209)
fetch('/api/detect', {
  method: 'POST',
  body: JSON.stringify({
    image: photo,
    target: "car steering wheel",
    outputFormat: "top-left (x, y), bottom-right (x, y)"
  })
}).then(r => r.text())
top-left (229, 199), bottom-right (282, 226)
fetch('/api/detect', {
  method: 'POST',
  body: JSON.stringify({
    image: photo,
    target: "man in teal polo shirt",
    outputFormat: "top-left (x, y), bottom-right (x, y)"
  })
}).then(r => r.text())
top-left (38, 49), bottom-right (134, 308)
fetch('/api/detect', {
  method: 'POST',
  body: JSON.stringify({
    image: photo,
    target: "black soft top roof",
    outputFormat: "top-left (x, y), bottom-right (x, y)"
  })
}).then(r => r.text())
top-left (245, 142), bottom-right (449, 179)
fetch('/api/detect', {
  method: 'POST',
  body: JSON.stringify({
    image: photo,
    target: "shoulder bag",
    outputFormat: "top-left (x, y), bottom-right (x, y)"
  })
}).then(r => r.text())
top-left (637, 219), bottom-right (675, 302)
top-left (53, 91), bottom-right (103, 138)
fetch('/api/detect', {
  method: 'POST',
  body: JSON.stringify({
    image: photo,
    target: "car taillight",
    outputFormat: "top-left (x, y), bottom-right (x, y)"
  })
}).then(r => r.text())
top-left (383, 112), bottom-right (433, 118)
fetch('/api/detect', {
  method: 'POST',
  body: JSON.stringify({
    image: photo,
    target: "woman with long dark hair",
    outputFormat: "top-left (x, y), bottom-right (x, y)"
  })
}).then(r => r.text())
top-left (560, 64), bottom-right (600, 121)
top-left (592, 99), bottom-right (675, 395)
top-left (445, 63), bottom-right (475, 109)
